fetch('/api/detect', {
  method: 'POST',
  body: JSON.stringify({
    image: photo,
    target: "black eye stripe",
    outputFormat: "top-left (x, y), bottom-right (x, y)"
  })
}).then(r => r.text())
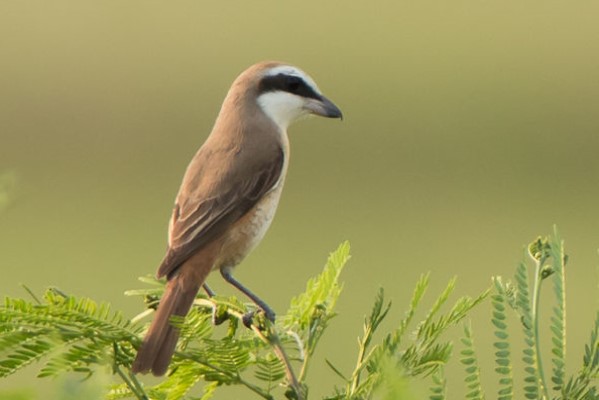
top-left (258, 73), bottom-right (321, 100)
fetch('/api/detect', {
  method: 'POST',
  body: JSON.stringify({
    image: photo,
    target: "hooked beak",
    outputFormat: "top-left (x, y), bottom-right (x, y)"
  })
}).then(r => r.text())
top-left (304, 95), bottom-right (343, 119)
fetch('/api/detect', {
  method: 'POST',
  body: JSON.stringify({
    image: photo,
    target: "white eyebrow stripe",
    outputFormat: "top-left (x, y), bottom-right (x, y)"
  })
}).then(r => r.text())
top-left (264, 65), bottom-right (321, 94)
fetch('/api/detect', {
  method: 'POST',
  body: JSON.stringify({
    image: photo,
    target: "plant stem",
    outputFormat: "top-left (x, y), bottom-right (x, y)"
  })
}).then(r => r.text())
top-left (112, 342), bottom-right (149, 400)
top-left (251, 323), bottom-right (303, 400)
top-left (128, 371), bottom-right (149, 400)
top-left (532, 258), bottom-right (550, 400)
top-left (20, 284), bottom-right (42, 305)
top-left (349, 324), bottom-right (372, 396)
top-left (288, 330), bottom-right (308, 382)
top-left (298, 322), bottom-right (318, 383)
top-left (178, 351), bottom-right (274, 400)
top-left (349, 339), bottom-right (366, 394)
top-left (298, 354), bottom-right (309, 384)
top-left (193, 298), bottom-right (301, 399)
top-left (114, 365), bottom-right (148, 400)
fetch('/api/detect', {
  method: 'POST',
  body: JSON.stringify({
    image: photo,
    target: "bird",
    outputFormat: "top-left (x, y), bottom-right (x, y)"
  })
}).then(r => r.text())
top-left (132, 61), bottom-right (342, 376)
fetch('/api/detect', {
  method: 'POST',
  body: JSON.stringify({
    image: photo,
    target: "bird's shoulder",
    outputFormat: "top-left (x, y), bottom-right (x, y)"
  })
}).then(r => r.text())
top-left (177, 131), bottom-right (284, 208)
top-left (157, 133), bottom-right (285, 279)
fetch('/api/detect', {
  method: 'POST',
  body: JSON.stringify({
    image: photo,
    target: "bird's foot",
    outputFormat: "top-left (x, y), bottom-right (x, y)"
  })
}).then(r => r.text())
top-left (242, 311), bottom-right (255, 328)
top-left (211, 305), bottom-right (229, 326)
top-left (241, 307), bottom-right (276, 328)
top-left (262, 307), bottom-right (276, 323)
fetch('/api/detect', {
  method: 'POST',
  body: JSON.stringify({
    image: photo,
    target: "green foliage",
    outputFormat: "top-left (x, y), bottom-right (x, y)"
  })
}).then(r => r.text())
top-left (561, 310), bottom-right (599, 399)
top-left (284, 240), bottom-right (348, 363)
top-left (460, 322), bottom-right (485, 399)
top-left (548, 230), bottom-right (566, 391)
top-left (324, 273), bottom-right (488, 399)
top-left (0, 390), bottom-right (35, 400)
top-left (0, 288), bottom-right (141, 380)
top-left (429, 367), bottom-right (447, 400)
top-left (457, 228), bottom-right (599, 400)
top-left (2, 230), bottom-right (597, 400)
top-left (491, 278), bottom-right (514, 400)
top-left (1, 242), bottom-right (353, 400)
top-left (514, 259), bottom-right (541, 399)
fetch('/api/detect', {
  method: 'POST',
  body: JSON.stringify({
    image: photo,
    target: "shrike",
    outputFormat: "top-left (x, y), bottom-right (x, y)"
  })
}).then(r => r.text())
top-left (132, 61), bottom-right (342, 376)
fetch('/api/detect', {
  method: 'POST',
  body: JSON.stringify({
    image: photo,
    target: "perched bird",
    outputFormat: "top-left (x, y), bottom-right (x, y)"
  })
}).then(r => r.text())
top-left (132, 61), bottom-right (342, 376)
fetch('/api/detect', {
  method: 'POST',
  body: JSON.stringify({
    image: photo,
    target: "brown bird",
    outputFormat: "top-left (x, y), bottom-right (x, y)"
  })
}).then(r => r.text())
top-left (132, 61), bottom-right (342, 376)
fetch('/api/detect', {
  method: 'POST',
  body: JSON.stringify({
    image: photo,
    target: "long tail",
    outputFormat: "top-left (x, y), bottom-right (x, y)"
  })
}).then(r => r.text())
top-left (132, 262), bottom-right (210, 376)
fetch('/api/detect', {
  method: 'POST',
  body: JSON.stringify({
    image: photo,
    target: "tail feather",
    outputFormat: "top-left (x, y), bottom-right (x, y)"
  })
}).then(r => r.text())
top-left (132, 263), bottom-right (210, 376)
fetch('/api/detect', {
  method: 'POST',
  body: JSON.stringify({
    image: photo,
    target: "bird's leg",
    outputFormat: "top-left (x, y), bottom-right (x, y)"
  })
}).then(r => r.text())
top-left (220, 267), bottom-right (276, 324)
top-left (201, 283), bottom-right (228, 325)
top-left (202, 283), bottom-right (216, 297)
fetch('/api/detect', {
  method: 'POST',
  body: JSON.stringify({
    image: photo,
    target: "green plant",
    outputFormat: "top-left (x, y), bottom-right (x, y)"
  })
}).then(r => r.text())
top-left (5, 229), bottom-right (595, 400)
top-left (325, 274), bottom-right (488, 399)
top-left (449, 228), bottom-right (599, 400)
top-left (0, 243), bottom-right (351, 400)
top-left (0, 241), bottom-right (489, 399)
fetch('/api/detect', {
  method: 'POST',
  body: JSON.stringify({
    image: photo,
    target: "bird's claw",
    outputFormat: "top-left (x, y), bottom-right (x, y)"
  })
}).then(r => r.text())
top-left (211, 306), bottom-right (229, 326)
top-left (242, 308), bottom-right (276, 328)
top-left (242, 311), bottom-right (255, 328)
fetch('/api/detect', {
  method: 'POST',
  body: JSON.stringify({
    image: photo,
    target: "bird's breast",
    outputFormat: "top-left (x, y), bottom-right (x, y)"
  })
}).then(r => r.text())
top-left (215, 180), bottom-right (285, 269)
top-left (214, 131), bottom-right (290, 270)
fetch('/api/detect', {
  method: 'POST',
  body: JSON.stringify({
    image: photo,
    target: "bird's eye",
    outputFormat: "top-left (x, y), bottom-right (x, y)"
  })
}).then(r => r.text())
top-left (285, 76), bottom-right (302, 92)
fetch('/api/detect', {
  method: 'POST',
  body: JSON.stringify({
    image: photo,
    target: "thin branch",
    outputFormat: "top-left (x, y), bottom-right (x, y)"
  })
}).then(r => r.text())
top-left (531, 256), bottom-right (550, 400)
top-left (176, 350), bottom-right (274, 400)
top-left (20, 284), bottom-right (42, 305)
top-left (127, 370), bottom-right (149, 400)
top-left (244, 313), bottom-right (303, 399)
top-left (112, 342), bottom-right (148, 400)
top-left (193, 298), bottom-right (301, 399)
top-left (114, 366), bottom-right (148, 400)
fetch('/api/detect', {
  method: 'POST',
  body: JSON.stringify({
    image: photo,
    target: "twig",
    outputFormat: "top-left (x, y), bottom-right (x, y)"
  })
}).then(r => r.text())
top-left (175, 341), bottom-right (274, 400)
top-left (127, 370), bottom-right (149, 400)
top-left (20, 284), bottom-right (42, 305)
top-left (259, 327), bottom-right (303, 400)
top-left (194, 298), bottom-right (304, 400)
top-left (113, 343), bottom-right (149, 400)
top-left (532, 255), bottom-right (550, 400)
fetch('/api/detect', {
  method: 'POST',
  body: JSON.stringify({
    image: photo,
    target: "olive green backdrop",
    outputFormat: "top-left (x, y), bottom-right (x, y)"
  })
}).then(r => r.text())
top-left (1, 1), bottom-right (599, 398)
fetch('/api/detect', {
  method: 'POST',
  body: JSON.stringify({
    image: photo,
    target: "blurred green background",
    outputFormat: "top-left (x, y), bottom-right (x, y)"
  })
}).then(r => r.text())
top-left (1, 1), bottom-right (599, 398)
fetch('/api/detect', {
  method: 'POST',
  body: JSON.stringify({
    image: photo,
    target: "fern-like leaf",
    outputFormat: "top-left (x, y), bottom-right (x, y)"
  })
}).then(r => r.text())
top-left (562, 311), bottom-right (599, 399)
top-left (197, 381), bottom-right (219, 400)
top-left (155, 362), bottom-right (205, 400)
top-left (369, 276), bottom-right (488, 383)
top-left (283, 239), bottom-right (350, 381)
top-left (416, 277), bottom-right (456, 343)
top-left (460, 322), bottom-right (485, 400)
top-left (429, 367), bottom-right (446, 400)
top-left (417, 279), bottom-right (489, 346)
top-left (350, 287), bottom-right (391, 376)
top-left (284, 241), bottom-right (349, 331)
top-left (0, 289), bottom-right (141, 380)
top-left (582, 311), bottom-right (599, 374)
top-left (106, 383), bottom-right (134, 400)
top-left (549, 228), bottom-right (566, 392)
top-left (491, 278), bottom-right (513, 400)
top-left (0, 329), bottom-right (56, 378)
top-left (383, 273), bottom-right (430, 356)
top-left (255, 353), bottom-right (286, 388)
top-left (514, 261), bottom-right (539, 399)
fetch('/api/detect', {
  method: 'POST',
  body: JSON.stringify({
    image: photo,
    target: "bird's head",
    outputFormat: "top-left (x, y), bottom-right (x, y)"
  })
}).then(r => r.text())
top-left (225, 62), bottom-right (343, 131)
top-left (256, 63), bottom-right (343, 130)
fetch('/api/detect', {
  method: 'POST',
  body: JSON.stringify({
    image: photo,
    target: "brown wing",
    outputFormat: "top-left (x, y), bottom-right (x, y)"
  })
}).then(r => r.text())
top-left (157, 146), bottom-right (284, 279)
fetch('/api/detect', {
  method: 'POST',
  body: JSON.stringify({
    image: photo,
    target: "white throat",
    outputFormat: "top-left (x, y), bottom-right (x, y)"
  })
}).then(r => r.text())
top-left (257, 91), bottom-right (308, 131)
